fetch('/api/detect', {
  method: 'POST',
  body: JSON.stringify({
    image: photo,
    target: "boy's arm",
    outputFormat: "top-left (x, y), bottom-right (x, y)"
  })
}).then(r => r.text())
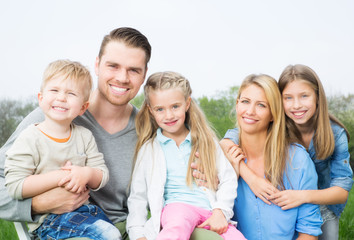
top-left (1, 108), bottom-right (90, 220)
top-left (22, 169), bottom-right (69, 198)
top-left (59, 165), bottom-right (103, 193)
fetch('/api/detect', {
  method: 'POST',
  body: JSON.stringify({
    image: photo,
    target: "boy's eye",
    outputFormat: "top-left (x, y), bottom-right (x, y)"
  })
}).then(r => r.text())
top-left (50, 89), bottom-right (58, 92)
top-left (69, 92), bottom-right (77, 96)
top-left (172, 105), bottom-right (179, 109)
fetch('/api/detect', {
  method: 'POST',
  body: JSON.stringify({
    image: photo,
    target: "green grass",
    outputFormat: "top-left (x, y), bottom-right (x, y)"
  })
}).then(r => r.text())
top-left (0, 218), bottom-right (19, 240)
top-left (339, 187), bottom-right (354, 240)
top-left (0, 188), bottom-right (353, 239)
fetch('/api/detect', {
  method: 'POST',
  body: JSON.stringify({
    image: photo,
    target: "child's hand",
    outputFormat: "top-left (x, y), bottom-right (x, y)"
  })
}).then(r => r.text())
top-left (59, 164), bottom-right (91, 193)
top-left (197, 209), bottom-right (228, 235)
top-left (247, 174), bottom-right (279, 205)
top-left (269, 190), bottom-right (306, 210)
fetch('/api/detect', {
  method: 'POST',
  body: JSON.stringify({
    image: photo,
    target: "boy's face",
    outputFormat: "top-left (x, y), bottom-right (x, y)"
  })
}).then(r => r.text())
top-left (38, 76), bottom-right (89, 124)
top-left (95, 41), bottom-right (147, 106)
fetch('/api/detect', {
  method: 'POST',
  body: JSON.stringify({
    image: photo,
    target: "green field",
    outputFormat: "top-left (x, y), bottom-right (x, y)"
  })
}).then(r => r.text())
top-left (1, 188), bottom-right (353, 239)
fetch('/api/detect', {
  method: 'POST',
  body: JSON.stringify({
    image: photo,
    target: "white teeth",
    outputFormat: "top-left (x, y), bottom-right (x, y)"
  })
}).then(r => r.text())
top-left (243, 117), bottom-right (256, 123)
top-left (53, 106), bottom-right (66, 110)
top-left (293, 112), bottom-right (305, 116)
top-left (111, 86), bottom-right (127, 92)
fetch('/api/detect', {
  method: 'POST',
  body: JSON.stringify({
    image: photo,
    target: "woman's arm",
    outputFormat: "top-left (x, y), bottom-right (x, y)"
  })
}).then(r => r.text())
top-left (297, 232), bottom-right (318, 240)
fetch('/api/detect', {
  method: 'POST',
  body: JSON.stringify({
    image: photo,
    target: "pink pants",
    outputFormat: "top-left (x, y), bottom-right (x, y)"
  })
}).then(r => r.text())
top-left (156, 202), bottom-right (246, 240)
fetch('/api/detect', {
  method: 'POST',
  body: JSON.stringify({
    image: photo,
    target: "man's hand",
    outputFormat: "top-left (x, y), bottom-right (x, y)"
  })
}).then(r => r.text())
top-left (32, 187), bottom-right (89, 215)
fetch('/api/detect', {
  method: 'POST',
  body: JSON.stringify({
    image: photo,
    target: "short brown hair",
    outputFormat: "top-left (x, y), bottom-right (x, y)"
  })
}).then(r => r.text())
top-left (98, 27), bottom-right (151, 67)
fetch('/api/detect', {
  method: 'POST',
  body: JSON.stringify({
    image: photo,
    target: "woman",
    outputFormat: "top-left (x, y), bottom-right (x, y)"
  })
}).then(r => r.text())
top-left (220, 74), bottom-right (322, 240)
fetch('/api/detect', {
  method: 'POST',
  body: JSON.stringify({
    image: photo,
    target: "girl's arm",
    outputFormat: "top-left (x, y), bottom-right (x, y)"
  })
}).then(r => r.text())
top-left (220, 139), bottom-right (278, 204)
top-left (270, 128), bottom-right (352, 209)
top-left (269, 186), bottom-right (349, 210)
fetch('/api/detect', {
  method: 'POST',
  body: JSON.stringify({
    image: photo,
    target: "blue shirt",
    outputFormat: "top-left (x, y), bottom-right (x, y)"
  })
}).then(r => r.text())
top-left (156, 128), bottom-right (211, 210)
top-left (308, 122), bottom-right (353, 216)
top-left (224, 129), bottom-right (322, 239)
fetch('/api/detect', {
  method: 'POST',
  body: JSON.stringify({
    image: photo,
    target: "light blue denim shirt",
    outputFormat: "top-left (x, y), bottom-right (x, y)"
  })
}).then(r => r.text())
top-left (224, 129), bottom-right (322, 239)
top-left (308, 122), bottom-right (353, 216)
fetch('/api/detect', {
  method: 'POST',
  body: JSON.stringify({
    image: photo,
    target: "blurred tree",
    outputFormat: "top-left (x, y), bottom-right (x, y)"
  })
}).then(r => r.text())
top-left (0, 97), bottom-right (37, 146)
top-left (130, 93), bottom-right (144, 109)
top-left (197, 86), bottom-right (239, 139)
top-left (328, 94), bottom-right (354, 170)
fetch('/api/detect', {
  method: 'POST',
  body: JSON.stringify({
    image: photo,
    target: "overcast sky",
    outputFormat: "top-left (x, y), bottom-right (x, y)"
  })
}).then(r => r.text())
top-left (1, 0), bottom-right (353, 101)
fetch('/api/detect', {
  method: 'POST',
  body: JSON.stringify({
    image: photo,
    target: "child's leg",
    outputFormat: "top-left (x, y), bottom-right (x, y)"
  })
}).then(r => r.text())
top-left (157, 202), bottom-right (203, 240)
top-left (35, 204), bottom-right (121, 240)
top-left (220, 224), bottom-right (246, 240)
top-left (318, 217), bottom-right (339, 240)
top-left (199, 210), bottom-right (246, 240)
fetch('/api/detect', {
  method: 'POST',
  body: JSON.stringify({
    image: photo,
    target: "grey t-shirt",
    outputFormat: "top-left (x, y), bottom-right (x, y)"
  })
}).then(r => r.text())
top-left (0, 106), bottom-right (138, 223)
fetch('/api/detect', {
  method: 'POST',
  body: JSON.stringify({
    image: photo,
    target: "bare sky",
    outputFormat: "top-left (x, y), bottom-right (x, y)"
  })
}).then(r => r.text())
top-left (1, 0), bottom-right (353, 100)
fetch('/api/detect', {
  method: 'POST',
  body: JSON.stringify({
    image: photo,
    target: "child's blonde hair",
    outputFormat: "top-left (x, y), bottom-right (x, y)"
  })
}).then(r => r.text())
top-left (135, 71), bottom-right (219, 190)
top-left (41, 59), bottom-right (92, 101)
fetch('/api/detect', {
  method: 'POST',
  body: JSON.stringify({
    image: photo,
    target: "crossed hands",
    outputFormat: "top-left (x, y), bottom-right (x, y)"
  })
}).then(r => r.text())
top-left (59, 161), bottom-right (90, 194)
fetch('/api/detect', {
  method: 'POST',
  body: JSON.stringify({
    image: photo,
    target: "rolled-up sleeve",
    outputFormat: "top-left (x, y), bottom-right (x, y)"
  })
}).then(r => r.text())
top-left (295, 150), bottom-right (323, 236)
top-left (329, 128), bottom-right (353, 191)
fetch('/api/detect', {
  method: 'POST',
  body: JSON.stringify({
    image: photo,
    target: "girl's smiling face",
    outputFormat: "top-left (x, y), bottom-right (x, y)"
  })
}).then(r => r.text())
top-left (148, 88), bottom-right (191, 141)
top-left (282, 80), bottom-right (317, 128)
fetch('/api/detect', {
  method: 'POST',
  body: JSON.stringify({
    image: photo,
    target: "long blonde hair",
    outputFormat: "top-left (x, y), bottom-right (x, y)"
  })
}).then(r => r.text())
top-left (278, 64), bottom-right (349, 160)
top-left (237, 74), bottom-right (289, 189)
top-left (134, 71), bottom-right (219, 190)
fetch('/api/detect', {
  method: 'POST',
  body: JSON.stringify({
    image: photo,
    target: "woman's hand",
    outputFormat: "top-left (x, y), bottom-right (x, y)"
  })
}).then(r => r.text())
top-left (269, 190), bottom-right (307, 210)
top-left (197, 209), bottom-right (228, 235)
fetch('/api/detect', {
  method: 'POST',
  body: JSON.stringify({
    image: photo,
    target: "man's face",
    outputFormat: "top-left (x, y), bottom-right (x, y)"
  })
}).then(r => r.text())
top-left (95, 41), bottom-right (147, 106)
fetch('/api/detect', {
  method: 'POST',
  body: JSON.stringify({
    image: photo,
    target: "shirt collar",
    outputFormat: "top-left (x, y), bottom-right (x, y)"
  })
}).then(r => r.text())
top-left (156, 127), bottom-right (191, 144)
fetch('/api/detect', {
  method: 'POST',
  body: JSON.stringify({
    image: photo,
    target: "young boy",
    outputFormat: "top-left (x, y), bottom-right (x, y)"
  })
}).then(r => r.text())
top-left (4, 59), bottom-right (121, 240)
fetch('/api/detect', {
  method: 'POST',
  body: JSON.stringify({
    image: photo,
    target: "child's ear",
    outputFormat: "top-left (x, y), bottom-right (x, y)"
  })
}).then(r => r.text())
top-left (37, 92), bottom-right (43, 103)
top-left (186, 96), bottom-right (192, 111)
top-left (79, 102), bottom-right (90, 116)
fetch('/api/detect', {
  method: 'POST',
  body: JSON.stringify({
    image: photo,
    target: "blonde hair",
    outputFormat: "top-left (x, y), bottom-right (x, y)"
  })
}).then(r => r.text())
top-left (237, 74), bottom-right (289, 189)
top-left (135, 71), bottom-right (219, 190)
top-left (41, 59), bottom-right (92, 101)
top-left (278, 64), bottom-right (349, 160)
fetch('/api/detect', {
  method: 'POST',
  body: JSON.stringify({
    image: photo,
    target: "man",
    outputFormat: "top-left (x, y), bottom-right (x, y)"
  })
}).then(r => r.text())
top-left (0, 27), bottom-right (221, 240)
top-left (0, 27), bottom-right (150, 239)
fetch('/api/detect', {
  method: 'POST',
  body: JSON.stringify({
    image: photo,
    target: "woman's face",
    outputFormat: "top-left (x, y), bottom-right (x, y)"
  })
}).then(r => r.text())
top-left (236, 84), bottom-right (273, 135)
top-left (282, 80), bottom-right (317, 128)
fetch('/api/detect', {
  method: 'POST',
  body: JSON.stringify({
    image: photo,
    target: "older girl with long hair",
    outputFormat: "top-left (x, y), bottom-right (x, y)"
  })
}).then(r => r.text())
top-left (126, 72), bottom-right (245, 240)
top-left (269, 64), bottom-right (353, 239)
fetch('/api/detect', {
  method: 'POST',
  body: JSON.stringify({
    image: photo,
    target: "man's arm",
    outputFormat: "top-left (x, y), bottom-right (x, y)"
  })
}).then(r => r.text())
top-left (0, 107), bottom-right (44, 221)
top-left (0, 107), bottom-right (87, 220)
